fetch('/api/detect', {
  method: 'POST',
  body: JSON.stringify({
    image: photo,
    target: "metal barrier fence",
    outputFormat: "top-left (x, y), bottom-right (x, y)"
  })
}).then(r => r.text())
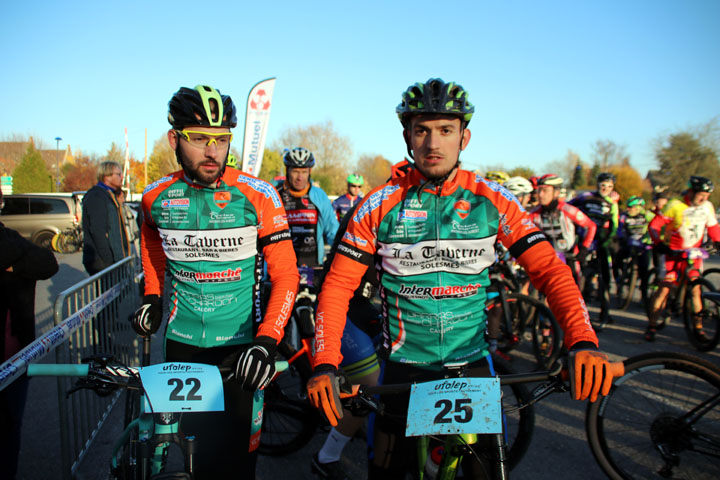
top-left (0, 255), bottom-right (143, 480)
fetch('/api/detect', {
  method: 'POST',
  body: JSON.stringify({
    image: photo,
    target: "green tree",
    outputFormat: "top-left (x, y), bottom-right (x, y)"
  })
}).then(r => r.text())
top-left (12, 144), bottom-right (53, 193)
top-left (147, 135), bottom-right (177, 183)
top-left (654, 132), bottom-right (720, 205)
top-left (257, 149), bottom-right (284, 183)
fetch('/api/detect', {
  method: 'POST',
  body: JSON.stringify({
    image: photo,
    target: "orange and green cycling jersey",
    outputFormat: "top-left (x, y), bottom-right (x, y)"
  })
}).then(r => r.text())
top-left (141, 168), bottom-right (299, 348)
top-left (314, 168), bottom-right (598, 370)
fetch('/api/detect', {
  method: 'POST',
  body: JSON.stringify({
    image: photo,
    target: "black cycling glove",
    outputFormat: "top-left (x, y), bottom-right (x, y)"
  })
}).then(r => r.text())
top-left (234, 336), bottom-right (277, 391)
top-left (131, 295), bottom-right (162, 337)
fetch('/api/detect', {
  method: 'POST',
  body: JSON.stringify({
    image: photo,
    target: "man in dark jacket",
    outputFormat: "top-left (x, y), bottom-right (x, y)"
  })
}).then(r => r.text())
top-left (82, 161), bottom-right (130, 275)
top-left (0, 188), bottom-right (59, 479)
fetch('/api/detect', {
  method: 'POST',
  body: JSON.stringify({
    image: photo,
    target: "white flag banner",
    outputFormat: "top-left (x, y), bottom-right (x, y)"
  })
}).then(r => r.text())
top-left (241, 78), bottom-right (276, 177)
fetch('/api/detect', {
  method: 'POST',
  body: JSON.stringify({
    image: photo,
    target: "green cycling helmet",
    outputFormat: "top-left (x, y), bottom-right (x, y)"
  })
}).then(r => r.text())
top-left (626, 195), bottom-right (645, 208)
top-left (396, 78), bottom-right (474, 127)
top-left (168, 85), bottom-right (238, 129)
top-left (347, 173), bottom-right (364, 186)
top-left (226, 153), bottom-right (238, 169)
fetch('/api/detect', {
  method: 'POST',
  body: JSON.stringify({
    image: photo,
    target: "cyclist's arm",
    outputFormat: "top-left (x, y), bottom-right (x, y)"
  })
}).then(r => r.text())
top-left (255, 194), bottom-right (300, 343)
top-left (317, 190), bottom-right (340, 245)
top-left (498, 195), bottom-right (598, 348)
top-left (648, 211), bottom-right (671, 245)
top-left (140, 190), bottom-right (168, 297)
top-left (704, 202), bottom-right (720, 242)
top-left (563, 203), bottom-right (596, 248)
top-left (314, 185), bottom-right (397, 368)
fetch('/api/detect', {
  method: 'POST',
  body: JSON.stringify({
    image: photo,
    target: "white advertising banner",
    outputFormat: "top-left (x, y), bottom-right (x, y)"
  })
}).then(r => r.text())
top-left (241, 78), bottom-right (276, 177)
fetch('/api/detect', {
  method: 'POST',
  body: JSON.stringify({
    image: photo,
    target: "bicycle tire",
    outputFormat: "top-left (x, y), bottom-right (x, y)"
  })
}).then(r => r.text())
top-left (585, 351), bottom-right (720, 480)
top-left (528, 302), bottom-right (563, 369)
top-left (258, 341), bottom-right (319, 456)
top-left (702, 268), bottom-right (720, 290)
top-left (112, 390), bottom-right (144, 479)
top-left (682, 278), bottom-right (720, 352)
top-left (488, 293), bottom-right (535, 354)
top-left (617, 264), bottom-right (638, 311)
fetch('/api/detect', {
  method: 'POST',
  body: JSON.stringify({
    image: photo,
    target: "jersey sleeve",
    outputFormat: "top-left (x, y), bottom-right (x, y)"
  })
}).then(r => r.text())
top-left (140, 182), bottom-right (169, 297)
top-left (313, 184), bottom-right (398, 367)
top-left (493, 190), bottom-right (598, 348)
top-left (563, 203), bottom-right (596, 248)
top-left (255, 188), bottom-right (300, 343)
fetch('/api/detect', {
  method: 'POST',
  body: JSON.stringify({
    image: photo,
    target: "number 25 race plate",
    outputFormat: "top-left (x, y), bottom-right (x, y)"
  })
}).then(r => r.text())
top-left (139, 362), bottom-right (224, 413)
top-left (406, 377), bottom-right (502, 437)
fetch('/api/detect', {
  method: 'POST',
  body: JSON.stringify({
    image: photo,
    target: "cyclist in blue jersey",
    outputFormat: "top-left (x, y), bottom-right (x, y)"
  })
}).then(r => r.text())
top-left (277, 147), bottom-right (339, 267)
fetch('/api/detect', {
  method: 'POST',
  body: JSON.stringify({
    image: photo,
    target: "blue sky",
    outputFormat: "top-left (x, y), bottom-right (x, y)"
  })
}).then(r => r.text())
top-left (1, 0), bottom-right (718, 177)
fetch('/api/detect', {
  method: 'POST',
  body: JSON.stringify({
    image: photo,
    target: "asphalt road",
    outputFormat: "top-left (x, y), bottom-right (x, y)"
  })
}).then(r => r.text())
top-left (15, 252), bottom-right (720, 479)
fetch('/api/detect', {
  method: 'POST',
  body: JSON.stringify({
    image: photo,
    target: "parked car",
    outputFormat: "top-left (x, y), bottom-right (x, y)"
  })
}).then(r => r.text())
top-left (0, 192), bottom-right (83, 248)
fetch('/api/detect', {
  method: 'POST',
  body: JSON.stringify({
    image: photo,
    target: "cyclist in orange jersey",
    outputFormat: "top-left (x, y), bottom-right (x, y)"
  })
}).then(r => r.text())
top-left (306, 78), bottom-right (618, 479)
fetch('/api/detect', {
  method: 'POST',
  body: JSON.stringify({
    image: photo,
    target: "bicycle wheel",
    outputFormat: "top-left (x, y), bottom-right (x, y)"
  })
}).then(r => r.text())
top-left (492, 355), bottom-right (535, 471)
top-left (702, 268), bottom-right (720, 290)
top-left (258, 341), bottom-right (319, 456)
top-left (488, 293), bottom-right (535, 354)
top-left (682, 278), bottom-right (720, 352)
top-left (112, 390), bottom-right (144, 479)
top-left (616, 264), bottom-right (638, 311)
top-left (527, 301), bottom-right (563, 369)
top-left (585, 351), bottom-right (720, 479)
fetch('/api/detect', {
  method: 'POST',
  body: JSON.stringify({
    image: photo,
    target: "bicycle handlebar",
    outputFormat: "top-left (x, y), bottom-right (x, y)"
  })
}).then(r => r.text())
top-left (340, 361), bottom-right (625, 400)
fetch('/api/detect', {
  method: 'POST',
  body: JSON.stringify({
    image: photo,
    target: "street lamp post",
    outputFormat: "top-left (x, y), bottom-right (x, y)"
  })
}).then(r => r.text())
top-left (54, 136), bottom-right (62, 192)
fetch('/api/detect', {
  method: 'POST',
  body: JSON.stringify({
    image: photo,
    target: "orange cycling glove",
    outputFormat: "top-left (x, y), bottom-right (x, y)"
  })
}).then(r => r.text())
top-left (306, 364), bottom-right (344, 427)
top-left (569, 349), bottom-right (617, 402)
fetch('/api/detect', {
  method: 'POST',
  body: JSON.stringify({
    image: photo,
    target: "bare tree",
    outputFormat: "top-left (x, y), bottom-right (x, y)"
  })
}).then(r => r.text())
top-left (272, 121), bottom-right (353, 194)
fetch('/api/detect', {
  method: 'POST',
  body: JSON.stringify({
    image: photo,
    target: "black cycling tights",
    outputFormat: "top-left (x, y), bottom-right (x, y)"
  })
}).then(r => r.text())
top-left (371, 359), bottom-right (494, 479)
top-left (165, 339), bottom-right (256, 480)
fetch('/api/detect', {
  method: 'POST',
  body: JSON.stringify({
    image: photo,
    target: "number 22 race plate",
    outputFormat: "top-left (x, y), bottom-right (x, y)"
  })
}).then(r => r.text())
top-left (139, 362), bottom-right (224, 413)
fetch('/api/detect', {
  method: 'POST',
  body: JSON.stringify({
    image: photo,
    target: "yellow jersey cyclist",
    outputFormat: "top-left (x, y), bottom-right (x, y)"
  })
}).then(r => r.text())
top-left (306, 78), bottom-right (618, 479)
top-left (646, 175), bottom-right (720, 341)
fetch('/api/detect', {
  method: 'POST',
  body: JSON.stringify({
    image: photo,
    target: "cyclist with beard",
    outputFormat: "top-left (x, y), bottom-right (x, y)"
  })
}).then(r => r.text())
top-left (133, 85), bottom-right (299, 479)
top-left (307, 78), bottom-right (616, 479)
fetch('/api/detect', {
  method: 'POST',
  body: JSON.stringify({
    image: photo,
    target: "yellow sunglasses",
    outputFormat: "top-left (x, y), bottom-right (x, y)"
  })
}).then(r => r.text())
top-left (177, 129), bottom-right (233, 149)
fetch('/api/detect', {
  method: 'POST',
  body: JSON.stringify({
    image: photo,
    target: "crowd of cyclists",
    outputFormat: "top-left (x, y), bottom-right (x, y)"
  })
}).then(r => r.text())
top-left (128, 80), bottom-right (718, 479)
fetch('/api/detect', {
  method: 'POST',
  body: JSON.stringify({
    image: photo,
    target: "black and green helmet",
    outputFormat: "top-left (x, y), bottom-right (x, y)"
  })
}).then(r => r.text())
top-left (396, 78), bottom-right (474, 126)
top-left (168, 85), bottom-right (238, 129)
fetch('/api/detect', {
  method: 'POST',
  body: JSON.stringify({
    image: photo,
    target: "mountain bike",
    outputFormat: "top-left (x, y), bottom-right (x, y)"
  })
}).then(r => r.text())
top-left (51, 224), bottom-right (83, 254)
top-left (27, 342), bottom-right (288, 479)
top-left (341, 357), bottom-right (624, 479)
top-left (647, 247), bottom-right (719, 351)
top-left (586, 351), bottom-right (720, 479)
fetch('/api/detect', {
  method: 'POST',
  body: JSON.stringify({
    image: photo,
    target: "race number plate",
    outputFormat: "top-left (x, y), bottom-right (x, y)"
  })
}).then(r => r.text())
top-left (406, 377), bottom-right (502, 436)
top-left (139, 362), bottom-right (224, 413)
top-left (299, 265), bottom-right (315, 287)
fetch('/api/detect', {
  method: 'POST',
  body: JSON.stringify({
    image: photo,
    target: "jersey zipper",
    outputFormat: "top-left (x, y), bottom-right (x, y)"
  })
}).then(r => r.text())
top-left (434, 184), bottom-right (445, 362)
